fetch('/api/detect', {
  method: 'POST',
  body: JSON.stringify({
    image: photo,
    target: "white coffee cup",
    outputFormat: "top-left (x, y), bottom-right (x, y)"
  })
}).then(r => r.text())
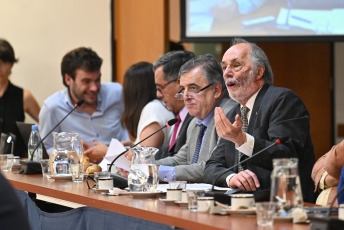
top-left (166, 188), bottom-right (182, 200)
top-left (197, 197), bottom-right (214, 212)
top-left (231, 194), bottom-right (255, 210)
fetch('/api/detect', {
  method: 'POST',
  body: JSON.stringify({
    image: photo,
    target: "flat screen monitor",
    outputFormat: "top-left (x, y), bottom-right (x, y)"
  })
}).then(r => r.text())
top-left (181, 0), bottom-right (344, 42)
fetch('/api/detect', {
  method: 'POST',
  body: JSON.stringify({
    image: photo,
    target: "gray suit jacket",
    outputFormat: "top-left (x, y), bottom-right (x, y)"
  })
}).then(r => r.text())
top-left (156, 96), bottom-right (237, 182)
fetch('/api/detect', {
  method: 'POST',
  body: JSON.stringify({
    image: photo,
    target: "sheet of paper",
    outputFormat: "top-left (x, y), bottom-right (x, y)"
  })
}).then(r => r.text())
top-left (100, 138), bottom-right (131, 171)
top-left (157, 183), bottom-right (229, 193)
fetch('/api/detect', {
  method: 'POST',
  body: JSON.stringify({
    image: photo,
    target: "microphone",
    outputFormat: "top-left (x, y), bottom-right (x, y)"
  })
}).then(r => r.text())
top-left (211, 139), bottom-right (281, 191)
top-left (29, 99), bottom-right (84, 161)
top-left (108, 118), bottom-right (178, 172)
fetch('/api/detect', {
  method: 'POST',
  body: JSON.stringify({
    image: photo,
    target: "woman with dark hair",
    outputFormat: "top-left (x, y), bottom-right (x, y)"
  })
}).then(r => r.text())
top-left (0, 39), bottom-right (40, 156)
top-left (122, 61), bottom-right (173, 147)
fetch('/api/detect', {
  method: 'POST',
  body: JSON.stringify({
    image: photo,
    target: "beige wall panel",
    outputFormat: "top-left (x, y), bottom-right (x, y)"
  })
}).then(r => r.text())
top-left (115, 0), bottom-right (167, 84)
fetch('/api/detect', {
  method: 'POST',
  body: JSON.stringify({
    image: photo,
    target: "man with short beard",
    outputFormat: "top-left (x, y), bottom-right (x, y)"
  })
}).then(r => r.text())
top-left (204, 38), bottom-right (315, 203)
top-left (39, 47), bottom-right (129, 155)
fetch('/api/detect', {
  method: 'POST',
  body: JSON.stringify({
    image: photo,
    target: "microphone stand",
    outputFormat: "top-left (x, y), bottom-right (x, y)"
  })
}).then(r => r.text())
top-left (108, 118), bottom-right (178, 172)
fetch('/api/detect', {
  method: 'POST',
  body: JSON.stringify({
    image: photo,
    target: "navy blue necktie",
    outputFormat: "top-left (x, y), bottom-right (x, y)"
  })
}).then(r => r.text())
top-left (191, 124), bottom-right (206, 164)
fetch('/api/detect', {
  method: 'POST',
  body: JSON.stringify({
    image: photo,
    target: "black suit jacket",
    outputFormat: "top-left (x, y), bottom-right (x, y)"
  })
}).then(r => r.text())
top-left (155, 113), bottom-right (194, 160)
top-left (204, 84), bottom-right (315, 203)
top-left (0, 173), bottom-right (31, 229)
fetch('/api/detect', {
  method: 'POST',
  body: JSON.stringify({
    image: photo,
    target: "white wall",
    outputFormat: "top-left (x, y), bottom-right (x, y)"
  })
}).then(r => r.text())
top-left (0, 0), bottom-right (112, 123)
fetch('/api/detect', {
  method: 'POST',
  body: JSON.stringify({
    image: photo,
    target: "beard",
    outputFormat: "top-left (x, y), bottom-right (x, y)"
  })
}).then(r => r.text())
top-left (226, 70), bottom-right (256, 103)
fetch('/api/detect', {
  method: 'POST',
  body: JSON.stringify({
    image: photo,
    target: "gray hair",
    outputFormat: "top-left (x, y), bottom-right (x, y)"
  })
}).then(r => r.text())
top-left (230, 38), bottom-right (273, 85)
top-left (153, 50), bottom-right (195, 82)
top-left (179, 54), bottom-right (227, 94)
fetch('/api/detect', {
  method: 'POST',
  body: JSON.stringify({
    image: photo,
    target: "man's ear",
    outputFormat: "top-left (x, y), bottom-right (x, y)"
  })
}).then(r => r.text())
top-left (214, 83), bottom-right (222, 99)
top-left (256, 66), bottom-right (265, 81)
top-left (64, 74), bottom-right (73, 86)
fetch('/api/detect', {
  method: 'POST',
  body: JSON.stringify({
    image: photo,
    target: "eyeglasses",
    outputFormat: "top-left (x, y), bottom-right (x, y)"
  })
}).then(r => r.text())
top-left (156, 79), bottom-right (177, 93)
top-left (175, 83), bottom-right (214, 100)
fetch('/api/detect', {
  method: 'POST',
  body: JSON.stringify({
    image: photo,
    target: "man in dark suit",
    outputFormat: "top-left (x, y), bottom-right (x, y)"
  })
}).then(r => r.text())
top-left (204, 38), bottom-right (315, 203)
top-left (153, 51), bottom-right (195, 160)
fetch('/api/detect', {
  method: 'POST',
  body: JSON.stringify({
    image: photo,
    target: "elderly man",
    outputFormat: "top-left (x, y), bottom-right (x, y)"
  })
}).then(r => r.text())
top-left (39, 47), bottom-right (129, 155)
top-left (204, 38), bottom-right (315, 202)
top-left (153, 51), bottom-right (195, 160)
top-left (155, 54), bottom-right (237, 183)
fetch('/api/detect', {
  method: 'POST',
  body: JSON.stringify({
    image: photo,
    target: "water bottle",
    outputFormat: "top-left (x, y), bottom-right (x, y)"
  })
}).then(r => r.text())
top-left (28, 125), bottom-right (42, 162)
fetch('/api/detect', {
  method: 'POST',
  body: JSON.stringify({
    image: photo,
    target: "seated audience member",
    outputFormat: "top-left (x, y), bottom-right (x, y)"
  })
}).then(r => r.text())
top-left (154, 54), bottom-right (237, 183)
top-left (39, 47), bottom-right (129, 154)
top-left (312, 139), bottom-right (344, 206)
top-left (153, 51), bottom-right (195, 160)
top-left (204, 38), bottom-right (315, 203)
top-left (0, 39), bottom-right (40, 156)
top-left (83, 62), bottom-right (174, 163)
top-left (0, 173), bottom-right (31, 229)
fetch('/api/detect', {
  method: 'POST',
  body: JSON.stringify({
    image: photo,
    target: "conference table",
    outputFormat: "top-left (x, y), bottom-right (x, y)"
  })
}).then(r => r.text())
top-left (3, 171), bottom-right (311, 230)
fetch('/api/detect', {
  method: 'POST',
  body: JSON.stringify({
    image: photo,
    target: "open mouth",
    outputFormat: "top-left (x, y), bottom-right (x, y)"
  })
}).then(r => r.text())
top-left (226, 78), bottom-right (238, 88)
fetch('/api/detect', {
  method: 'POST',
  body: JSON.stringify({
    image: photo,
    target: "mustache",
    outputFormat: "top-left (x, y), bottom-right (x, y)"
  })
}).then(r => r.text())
top-left (226, 78), bottom-right (239, 85)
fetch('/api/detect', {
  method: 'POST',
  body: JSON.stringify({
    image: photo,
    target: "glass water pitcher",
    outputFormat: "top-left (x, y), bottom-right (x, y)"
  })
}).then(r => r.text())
top-left (128, 146), bottom-right (159, 192)
top-left (270, 158), bottom-right (303, 218)
top-left (49, 132), bottom-right (83, 174)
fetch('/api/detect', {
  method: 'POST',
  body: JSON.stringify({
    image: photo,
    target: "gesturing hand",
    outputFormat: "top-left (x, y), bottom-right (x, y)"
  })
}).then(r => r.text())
top-left (214, 107), bottom-right (246, 146)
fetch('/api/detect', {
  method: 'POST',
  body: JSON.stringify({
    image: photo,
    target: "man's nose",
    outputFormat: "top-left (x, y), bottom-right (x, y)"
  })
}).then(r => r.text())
top-left (89, 82), bottom-right (99, 91)
top-left (156, 89), bottom-right (163, 98)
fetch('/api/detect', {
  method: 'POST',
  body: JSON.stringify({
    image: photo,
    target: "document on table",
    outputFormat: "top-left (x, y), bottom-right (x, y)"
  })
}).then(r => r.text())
top-left (99, 138), bottom-right (131, 172)
top-left (157, 183), bottom-right (230, 193)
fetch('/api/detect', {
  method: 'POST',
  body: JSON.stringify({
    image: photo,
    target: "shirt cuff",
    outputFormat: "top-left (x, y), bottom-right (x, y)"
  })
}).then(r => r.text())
top-left (226, 173), bottom-right (237, 188)
top-left (319, 171), bottom-right (329, 190)
top-left (158, 165), bottom-right (176, 182)
top-left (236, 133), bottom-right (254, 157)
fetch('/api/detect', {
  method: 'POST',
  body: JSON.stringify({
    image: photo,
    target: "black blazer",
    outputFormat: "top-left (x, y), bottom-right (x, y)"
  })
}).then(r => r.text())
top-left (204, 84), bottom-right (315, 203)
top-left (155, 113), bottom-right (194, 160)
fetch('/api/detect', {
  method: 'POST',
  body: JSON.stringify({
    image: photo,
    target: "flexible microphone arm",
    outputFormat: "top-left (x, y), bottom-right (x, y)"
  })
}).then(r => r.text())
top-left (211, 139), bottom-right (281, 191)
top-left (327, 185), bottom-right (344, 216)
top-left (29, 99), bottom-right (84, 161)
top-left (108, 118), bottom-right (178, 172)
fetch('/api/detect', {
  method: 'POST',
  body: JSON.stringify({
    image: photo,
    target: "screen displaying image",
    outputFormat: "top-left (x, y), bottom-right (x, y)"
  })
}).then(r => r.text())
top-left (182, 0), bottom-right (344, 42)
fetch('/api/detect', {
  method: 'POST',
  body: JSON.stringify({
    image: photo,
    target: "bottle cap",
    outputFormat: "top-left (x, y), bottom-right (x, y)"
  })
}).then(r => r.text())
top-left (32, 125), bottom-right (38, 131)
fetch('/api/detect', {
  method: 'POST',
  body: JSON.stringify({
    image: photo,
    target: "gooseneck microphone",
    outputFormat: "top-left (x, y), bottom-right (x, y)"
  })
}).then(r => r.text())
top-left (211, 139), bottom-right (281, 191)
top-left (29, 99), bottom-right (84, 161)
top-left (108, 118), bottom-right (178, 172)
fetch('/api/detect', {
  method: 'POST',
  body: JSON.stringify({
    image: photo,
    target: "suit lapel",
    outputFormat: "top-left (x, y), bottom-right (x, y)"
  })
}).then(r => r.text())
top-left (247, 84), bottom-right (270, 135)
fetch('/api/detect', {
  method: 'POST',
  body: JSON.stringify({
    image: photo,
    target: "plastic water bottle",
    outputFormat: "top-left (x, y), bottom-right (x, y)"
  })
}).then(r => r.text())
top-left (28, 125), bottom-right (42, 162)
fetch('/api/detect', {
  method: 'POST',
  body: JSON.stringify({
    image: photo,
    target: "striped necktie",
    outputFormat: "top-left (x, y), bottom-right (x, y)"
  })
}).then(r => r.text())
top-left (238, 106), bottom-right (250, 172)
top-left (191, 124), bottom-right (206, 164)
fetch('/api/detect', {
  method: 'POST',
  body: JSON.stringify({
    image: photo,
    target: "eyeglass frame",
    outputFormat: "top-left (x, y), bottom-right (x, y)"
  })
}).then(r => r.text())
top-left (175, 83), bottom-right (215, 100)
top-left (155, 79), bottom-right (177, 93)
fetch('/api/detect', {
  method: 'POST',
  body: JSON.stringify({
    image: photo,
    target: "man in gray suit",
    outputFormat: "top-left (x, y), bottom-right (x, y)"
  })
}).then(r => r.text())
top-left (155, 54), bottom-right (237, 183)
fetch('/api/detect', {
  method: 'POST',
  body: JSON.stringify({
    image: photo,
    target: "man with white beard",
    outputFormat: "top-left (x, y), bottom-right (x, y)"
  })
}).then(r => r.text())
top-left (204, 38), bottom-right (315, 203)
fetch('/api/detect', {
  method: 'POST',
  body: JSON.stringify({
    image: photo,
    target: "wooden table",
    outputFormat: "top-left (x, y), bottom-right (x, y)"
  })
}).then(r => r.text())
top-left (4, 171), bottom-right (311, 230)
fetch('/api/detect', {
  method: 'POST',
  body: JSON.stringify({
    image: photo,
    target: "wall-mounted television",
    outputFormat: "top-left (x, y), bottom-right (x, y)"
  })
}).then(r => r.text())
top-left (181, 0), bottom-right (344, 42)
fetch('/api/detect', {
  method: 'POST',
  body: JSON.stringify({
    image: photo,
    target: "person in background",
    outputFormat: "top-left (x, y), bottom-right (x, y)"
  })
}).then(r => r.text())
top-left (153, 50), bottom-right (196, 160)
top-left (0, 39), bottom-right (40, 157)
top-left (204, 38), bottom-right (315, 203)
top-left (312, 139), bottom-right (344, 206)
top-left (83, 62), bottom-right (174, 163)
top-left (155, 54), bottom-right (237, 183)
top-left (39, 47), bottom-right (129, 156)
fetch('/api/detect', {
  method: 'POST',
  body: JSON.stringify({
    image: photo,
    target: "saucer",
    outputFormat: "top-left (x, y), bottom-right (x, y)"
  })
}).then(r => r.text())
top-left (129, 191), bottom-right (163, 198)
top-left (47, 174), bottom-right (72, 180)
top-left (223, 207), bottom-right (256, 215)
top-left (159, 198), bottom-right (177, 204)
top-left (175, 201), bottom-right (188, 207)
